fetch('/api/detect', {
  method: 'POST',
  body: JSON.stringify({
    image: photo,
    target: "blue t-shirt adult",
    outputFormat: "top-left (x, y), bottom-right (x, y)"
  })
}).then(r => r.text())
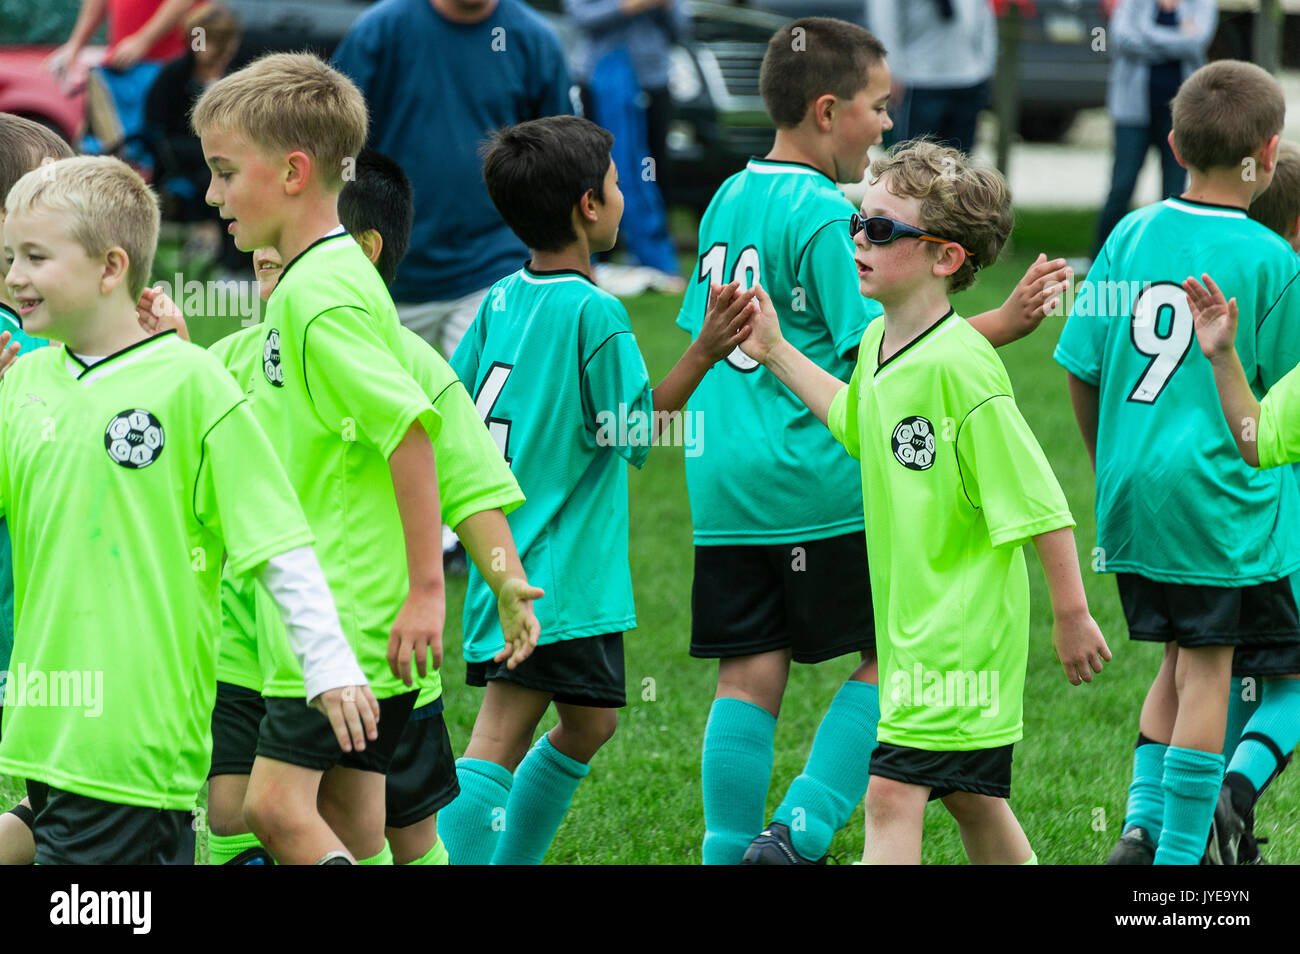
top-left (333, 0), bottom-right (574, 304)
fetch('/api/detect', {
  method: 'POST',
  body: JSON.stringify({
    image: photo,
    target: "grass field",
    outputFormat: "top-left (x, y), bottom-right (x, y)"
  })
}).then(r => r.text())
top-left (3, 207), bottom-right (1297, 864)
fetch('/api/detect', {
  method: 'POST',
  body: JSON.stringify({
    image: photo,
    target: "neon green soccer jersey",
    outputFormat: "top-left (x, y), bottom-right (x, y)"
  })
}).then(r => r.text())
top-left (249, 229), bottom-right (440, 700)
top-left (676, 158), bottom-right (883, 545)
top-left (398, 325), bottom-right (525, 706)
top-left (1260, 362), bottom-right (1300, 469)
top-left (0, 333), bottom-right (314, 809)
top-left (208, 325), bottom-right (265, 692)
top-left (1054, 198), bottom-right (1300, 584)
top-left (451, 263), bottom-right (652, 662)
top-left (828, 311), bottom-right (1074, 751)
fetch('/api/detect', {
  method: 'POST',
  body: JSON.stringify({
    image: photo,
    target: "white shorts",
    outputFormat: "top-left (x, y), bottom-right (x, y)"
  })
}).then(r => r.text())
top-left (396, 286), bottom-right (491, 360)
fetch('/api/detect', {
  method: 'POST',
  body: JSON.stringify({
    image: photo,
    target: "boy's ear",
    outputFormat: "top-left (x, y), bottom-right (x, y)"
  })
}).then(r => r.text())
top-left (810, 93), bottom-right (837, 134)
top-left (100, 246), bottom-right (130, 295)
top-left (283, 149), bottom-right (312, 196)
top-left (1165, 130), bottom-right (1188, 171)
top-left (931, 242), bottom-right (966, 281)
top-left (1288, 213), bottom-right (1300, 252)
top-left (356, 228), bottom-right (383, 267)
top-left (1260, 133), bottom-right (1281, 175)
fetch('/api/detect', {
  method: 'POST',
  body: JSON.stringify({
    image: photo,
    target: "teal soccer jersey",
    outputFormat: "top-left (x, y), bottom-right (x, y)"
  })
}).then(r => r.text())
top-left (676, 158), bottom-right (883, 545)
top-left (0, 302), bottom-right (47, 690)
top-left (1054, 197), bottom-right (1300, 585)
top-left (451, 263), bottom-right (652, 662)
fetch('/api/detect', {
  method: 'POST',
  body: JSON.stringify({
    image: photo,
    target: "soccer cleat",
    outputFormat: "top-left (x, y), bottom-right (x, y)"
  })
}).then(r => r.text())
top-left (1204, 788), bottom-right (1245, 866)
top-left (1105, 825), bottom-right (1155, 865)
top-left (224, 846), bottom-right (274, 865)
top-left (741, 822), bottom-right (827, 865)
top-left (1237, 831), bottom-right (1267, 865)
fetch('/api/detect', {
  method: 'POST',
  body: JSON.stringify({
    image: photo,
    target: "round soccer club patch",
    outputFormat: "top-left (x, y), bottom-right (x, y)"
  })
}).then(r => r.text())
top-left (264, 328), bottom-right (284, 387)
top-left (104, 409), bottom-right (165, 469)
top-left (891, 415), bottom-right (936, 470)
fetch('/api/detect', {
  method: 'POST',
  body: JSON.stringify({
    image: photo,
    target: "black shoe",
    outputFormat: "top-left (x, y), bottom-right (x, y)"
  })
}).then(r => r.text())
top-left (1237, 831), bottom-right (1267, 865)
top-left (224, 846), bottom-right (274, 865)
top-left (741, 822), bottom-right (827, 865)
top-left (443, 541), bottom-right (468, 576)
top-left (1106, 825), bottom-right (1155, 865)
top-left (1205, 787), bottom-right (1245, 865)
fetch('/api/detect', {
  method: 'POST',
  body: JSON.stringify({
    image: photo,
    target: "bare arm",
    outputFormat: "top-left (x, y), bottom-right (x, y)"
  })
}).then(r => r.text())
top-left (1066, 372), bottom-right (1100, 471)
top-left (1184, 274), bottom-right (1261, 466)
top-left (455, 508), bottom-right (544, 669)
top-left (1032, 526), bottom-right (1111, 685)
top-left (966, 254), bottom-right (1072, 347)
top-left (737, 283), bottom-right (844, 426)
top-left (386, 420), bottom-right (446, 685)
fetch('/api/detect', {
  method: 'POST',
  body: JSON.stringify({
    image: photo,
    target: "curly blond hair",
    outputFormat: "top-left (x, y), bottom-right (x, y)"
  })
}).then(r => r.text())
top-left (868, 138), bottom-right (1012, 293)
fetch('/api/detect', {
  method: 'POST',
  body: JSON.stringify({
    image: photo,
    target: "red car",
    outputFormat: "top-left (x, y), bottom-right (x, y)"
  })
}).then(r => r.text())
top-left (0, 45), bottom-right (105, 145)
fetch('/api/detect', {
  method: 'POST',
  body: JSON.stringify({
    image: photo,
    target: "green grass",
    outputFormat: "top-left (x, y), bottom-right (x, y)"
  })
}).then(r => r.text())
top-left (4, 208), bottom-right (1297, 864)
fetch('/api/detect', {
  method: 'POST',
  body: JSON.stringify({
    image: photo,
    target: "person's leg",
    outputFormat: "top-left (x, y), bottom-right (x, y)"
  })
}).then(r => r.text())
top-left (490, 703), bottom-right (618, 865)
top-left (644, 85), bottom-right (673, 201)
top-left (702, 651), bottom-right (789, 864)
top-left (1094, 124), bottom-right (1150, 257)
top-left (206, 683), bottom-right (268, 864)
top-left (384, 705), bottom-right (458, 865)
top-left (941, 791), bottom-right (1034, 864)
top-left (243, 757), bottom-right (345, 864)
top-left (1150, 104), bottom-right (1185, 200)
top-left (207, 774), bottom-right (266, 864)
top-left (1124, 642), bottom-right (1178, 840)
top-left (1224, 674), bottom-right (1300, 821)
top-left (1155, 644), bottom-right (1233, 865)
top-left (0, 799), bottom-right (34, 865)
top-left (317, 766), bottom-right (391, 862)
top-left (862, 775), bottom-right (929, 865)
top-left (1223, 674), bottom-right (1260, 764)
top-left (387, 815), bottom-right (445, 865)
top-left (439, 680), bottom-right (552, 865)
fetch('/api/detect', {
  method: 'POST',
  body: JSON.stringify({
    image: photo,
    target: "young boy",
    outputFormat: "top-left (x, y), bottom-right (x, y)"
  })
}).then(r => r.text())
top-left (731, 138), bottom-right (1107, 864)
top-left (0, 113), bottom-right (72, 865)
top-left (0, 155), bottom-right (374, 864)
top-left (192, 52), bottom-right (450, 865)
top-left (442, 113), bottom-right (757, 865)
top-left (677, 17), bottom-right (1074, 865)
top-left (202, 149), bottom-right (541, 867)
top-left (1054, 60), bottom-right (1300, 866)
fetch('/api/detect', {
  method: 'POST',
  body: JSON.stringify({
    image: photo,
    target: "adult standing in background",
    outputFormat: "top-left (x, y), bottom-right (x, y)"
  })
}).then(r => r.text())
top-left (48, 0), bottom-right (200, 149)
top-left (1092, 0), bottom-right (1216, 258)
top-left (868, 0), bottom-right (995, 154)
top-left (332, 0), bottom-right (573, 361)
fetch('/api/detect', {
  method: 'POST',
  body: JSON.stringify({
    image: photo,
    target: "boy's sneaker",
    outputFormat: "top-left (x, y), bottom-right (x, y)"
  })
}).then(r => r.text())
top-left (1204, 788), bottom-right (1245, 865)
top-left (1105, 825), bottom-right (1155, 865)
top-left (224, 846), bottom-right (274, 865)
top-left (741, 822), bottom-right (827, 865)
top-left (1237, 831), bottom-right (1266, 865)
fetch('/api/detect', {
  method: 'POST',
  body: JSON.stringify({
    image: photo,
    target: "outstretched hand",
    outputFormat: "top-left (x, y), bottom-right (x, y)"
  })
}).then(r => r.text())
top-left (1183, 273), bottom-right (1238, 361)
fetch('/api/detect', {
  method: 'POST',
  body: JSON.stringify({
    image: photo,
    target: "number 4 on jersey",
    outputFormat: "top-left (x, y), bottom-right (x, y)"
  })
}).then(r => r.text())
top-left (699, 242), bottom-right (761, 373)
top-left (475, 361), bottom-right (514, 464)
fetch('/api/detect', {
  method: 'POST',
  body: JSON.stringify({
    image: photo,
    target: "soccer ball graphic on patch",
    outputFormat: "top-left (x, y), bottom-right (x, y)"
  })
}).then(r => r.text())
top-left (264, 328), bottom-right (284, 387)
top-left (104, 409), bottom-right (165, 469)
top-left (891, 415), bottom-right (935, 470)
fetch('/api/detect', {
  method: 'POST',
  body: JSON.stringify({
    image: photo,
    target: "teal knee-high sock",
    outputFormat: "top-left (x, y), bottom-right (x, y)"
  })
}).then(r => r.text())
top-left (701, 697), bottom-right (776, 865)
top-left (438, 758), bottom-right (513, 865)
top-left (772, 681), bottom-right (879, 860)
top-left (1155, 746), bottom-right (1224, 865)
top-left (1223, 676), bottom-right (1260, 764)
top-left (1124, 734), bottom-right (1167, 839)
top-left (1226, 677), bottom-right (1300, 807)
top-left (491, 734), bottom-right (590, 865)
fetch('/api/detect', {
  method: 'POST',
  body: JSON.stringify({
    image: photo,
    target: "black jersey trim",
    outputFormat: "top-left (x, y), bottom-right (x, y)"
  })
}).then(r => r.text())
top-left (1259, 266), bottom-right (1300, 330)
top-left (749, 156), bottom-right (836, 186)
top-left (72, 329), bottom-right (178, 379)
top-left (0, 301), bottom-right (23, 328)
top-left (193, 397), bottom-right (250, 529)
top-left (953, 393), bottom-right (1013, 510)
top-left (874, 308), bottom-right (955, 376)
top-left (1168, 196), bottom-right (1248, 214)
top-left (579, 330), bottom-right (633, 382)
top-left (795, 218), bottom-right (850, 278)
top-left (270, 229), bottom-right (352, 300)
top-left (524, 261), bottom-right (597, 286)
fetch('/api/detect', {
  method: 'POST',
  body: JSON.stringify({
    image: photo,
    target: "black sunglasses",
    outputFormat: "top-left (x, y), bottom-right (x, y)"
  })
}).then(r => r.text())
top-left (850, 213), bottom-right (979, 271)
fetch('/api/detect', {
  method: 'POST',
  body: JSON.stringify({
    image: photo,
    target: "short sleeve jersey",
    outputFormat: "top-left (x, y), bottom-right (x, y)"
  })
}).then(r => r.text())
top-left (676, 158), bottom-right (883, 545)
top-left (208, 326), bottom-right (267, 692)
top-left (828, 311), bottom-right (1074, 751)
top-left (0, 303), bottom-right (47, 682)
top-left (249, 230), bottom-right (440, 700)
top-left (451, 263), bottom-right (652, 662)
top-left (0, 333), bottom-right (313, 809)
top-left (1054, 198), bottom-right (1300, 585)
top-left (1260, 361), bottom-right (1300, 469)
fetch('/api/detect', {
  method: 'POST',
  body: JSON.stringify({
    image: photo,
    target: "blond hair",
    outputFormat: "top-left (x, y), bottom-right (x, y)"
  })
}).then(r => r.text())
top-left (1250, 140), bottom-right (1300, 239)
top-left (1172, 60), bottom-right (1285, 173)
top-left (190, 51), bottom-right (367, 190)
top-left (868, 138), bottom-right (1012, 293)
top-left (5, 156), bottom-right (160, 298)
top-left (0, 114), bottom-right (75, 208)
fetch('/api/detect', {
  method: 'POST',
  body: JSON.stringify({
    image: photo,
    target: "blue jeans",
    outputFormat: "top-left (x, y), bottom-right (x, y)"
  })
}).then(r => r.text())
top-left (1094, 120), bottom-right (1186, 258)
top-left (893, 82), bottom-right (988, 155)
